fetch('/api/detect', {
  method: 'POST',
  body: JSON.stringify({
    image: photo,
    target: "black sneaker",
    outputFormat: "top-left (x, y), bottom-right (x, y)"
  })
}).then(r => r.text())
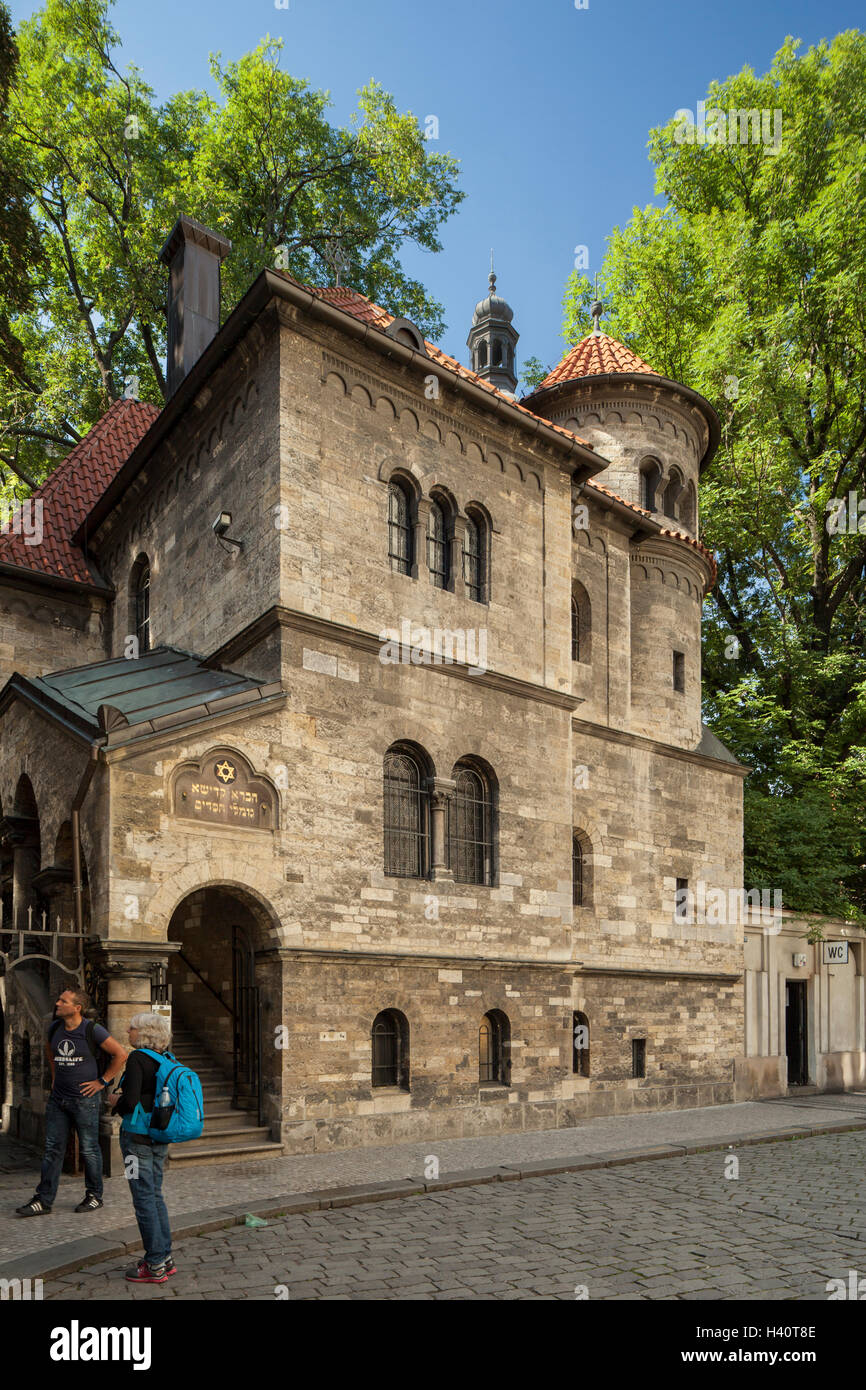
top-left (74, 1193), bottom-right (104, 1212)
top-left (15, 1197), bottom-right (51, 1217)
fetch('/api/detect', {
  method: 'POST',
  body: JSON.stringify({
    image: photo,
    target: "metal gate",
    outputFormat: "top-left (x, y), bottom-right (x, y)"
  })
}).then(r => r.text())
top-left (232, 924), bottom-right (262, 1124)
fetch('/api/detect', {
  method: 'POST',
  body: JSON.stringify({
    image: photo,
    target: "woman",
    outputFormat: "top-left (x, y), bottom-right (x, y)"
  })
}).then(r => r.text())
top-left (108, 1012), bottom-right (175, 1284)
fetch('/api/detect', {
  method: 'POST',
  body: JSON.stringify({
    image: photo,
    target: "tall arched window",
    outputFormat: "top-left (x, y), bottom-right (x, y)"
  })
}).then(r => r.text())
top-left (479, 1009), bottom-right (510, 1085)
top-left (388, 479), bottom-right (414, 575)
top-left (427, 499), bottom-right (449, 589)
top-left (680, 480), bottom-right (697, 532)
top-left (463, 508), bottom-right (488, 603)
top-left (371, 1009), bottom-right (409, 1089)
top-left (383, 746), bottom-right (430, 878)
top-left (449, 762), bottom-right (494, 885)
top-left (572, 1011), bottom-right (590, 1077)
top-left (662, 469), bottom-right (683, 521)
top-left (573, 835), bottom-right (584, 906)
top-left (640, 459), bottom-right (662, 511)
top-left (571, 582), bottom-right (591, 663)
top-left (131, 555), bottom-right (151, 654)
top-left (478, 341), bottom-right (488, 369)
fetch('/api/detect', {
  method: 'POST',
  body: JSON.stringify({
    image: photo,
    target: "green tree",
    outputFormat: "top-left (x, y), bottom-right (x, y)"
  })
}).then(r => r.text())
top-left (0, 0), bottom-right (463, 493)
top-left (562, 33), bottom-right (866, 919)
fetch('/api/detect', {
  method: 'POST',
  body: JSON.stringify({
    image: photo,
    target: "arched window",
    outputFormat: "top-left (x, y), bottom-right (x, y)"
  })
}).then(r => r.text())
top-left (571, 582), bottom-right (591, 663)
top-left (680, 481), bottom-right (697, 532)
top-left (640, 459), bottom-right (662, 511)
top-left (388, 479), bottom-right (414, 575)
top-left (427, 498), bottom-right (450, 589)
top-left (449, 762), bottom-right (494, 885)
top-left (478, 341), bottom-right (488, 369)
top-left (573, 835), bottom-right (584, 906)
top-left (662, 469), bottom-right (683, 521)
top-left (371, 1009), bottom-right (409, 1088)
top-left (493, 340), bottom-right (503, 367)
top-left (572, 830), bottom-right (593, 908)
top-left (463, 508), bottom-right (488, 603)
top-left (131, 555), bottom-right (151, 654)
top-left (572, 1011), bottom-right (590, 1077)
top-left (479, 1009), bottom-right (510, 1085)
top-left (383, 746), bottom-right (430, 878)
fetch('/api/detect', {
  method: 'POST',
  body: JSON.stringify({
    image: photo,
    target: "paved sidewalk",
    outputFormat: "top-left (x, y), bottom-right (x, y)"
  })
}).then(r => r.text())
top-left (1, 1090), bottom-right (864, 1276)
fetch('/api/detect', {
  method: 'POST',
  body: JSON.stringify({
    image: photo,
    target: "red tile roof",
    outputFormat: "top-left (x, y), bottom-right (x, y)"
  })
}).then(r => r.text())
top-left (0, 399), bottom-right (158, 586)
top-left (534, 332), bottom-right (660, 391)
top-left (0, 283), bottom-right (714, 595)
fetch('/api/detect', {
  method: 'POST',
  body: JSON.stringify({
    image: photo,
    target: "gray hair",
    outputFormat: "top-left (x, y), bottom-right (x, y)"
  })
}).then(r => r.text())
top-left (130, 1012), bottom-right (172, 1053)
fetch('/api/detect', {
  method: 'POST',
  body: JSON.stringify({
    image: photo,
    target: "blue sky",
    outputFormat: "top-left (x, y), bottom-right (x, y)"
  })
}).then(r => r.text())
top-left (9, 0), bottom-right (864, 376)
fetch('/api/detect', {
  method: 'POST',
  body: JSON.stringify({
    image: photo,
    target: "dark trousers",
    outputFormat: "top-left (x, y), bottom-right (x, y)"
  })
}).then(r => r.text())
top-left (36, 1094), bottom-right (104, 1205)
top-left (120, 1131), bottom-right (172, 1267)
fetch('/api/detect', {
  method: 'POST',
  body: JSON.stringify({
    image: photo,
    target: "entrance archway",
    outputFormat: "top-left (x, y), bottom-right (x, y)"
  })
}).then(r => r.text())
top-left (167, 886), bottom-right (280, 1127)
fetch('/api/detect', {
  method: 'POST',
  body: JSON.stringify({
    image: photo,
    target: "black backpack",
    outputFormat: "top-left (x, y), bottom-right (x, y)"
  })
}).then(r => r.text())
top-left (48, 1018), bottom-right (109, 1077)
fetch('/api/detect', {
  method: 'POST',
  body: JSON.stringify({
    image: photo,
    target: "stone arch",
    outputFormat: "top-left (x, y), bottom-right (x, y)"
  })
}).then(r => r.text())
top-left (323, 371), bottom-right (346, 394)
top-left (351, 384), bottom-right (372, 408)
top-left (147, 866), bottom-right (286, 948)
top-left (375, 395), bottom-right (396, 419)
top-left (422, 419), bottom-right (441, 443)
top-left (466, 441), bottom-right (484, 465)
top-left (399, 408), bottom-right (419, 434)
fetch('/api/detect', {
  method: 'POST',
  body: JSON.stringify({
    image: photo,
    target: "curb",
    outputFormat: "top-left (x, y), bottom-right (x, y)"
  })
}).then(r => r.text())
top-left (3, 1117), bottom-right (865, 1284)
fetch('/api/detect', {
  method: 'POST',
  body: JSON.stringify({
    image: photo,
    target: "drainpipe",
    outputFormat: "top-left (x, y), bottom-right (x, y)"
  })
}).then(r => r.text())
top-left (71, 740), bottom-right (102, 938)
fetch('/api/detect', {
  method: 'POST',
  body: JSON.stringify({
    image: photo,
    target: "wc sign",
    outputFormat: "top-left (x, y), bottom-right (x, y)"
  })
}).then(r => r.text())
top-left (822, 942), bottom-right (849, 966)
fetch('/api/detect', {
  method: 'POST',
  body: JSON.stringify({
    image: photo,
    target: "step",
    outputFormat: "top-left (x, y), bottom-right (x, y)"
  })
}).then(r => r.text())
top-left (195, 1124), bottom-right (270, 1142)
top-left (168, 1139), bottom-right (283, 1167)
top-left (202, 1113), bottom-right (264, 1132)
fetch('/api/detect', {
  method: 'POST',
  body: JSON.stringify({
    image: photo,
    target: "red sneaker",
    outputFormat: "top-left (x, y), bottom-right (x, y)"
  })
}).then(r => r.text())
top-left (125, 1260), bottom-right (168, 1284)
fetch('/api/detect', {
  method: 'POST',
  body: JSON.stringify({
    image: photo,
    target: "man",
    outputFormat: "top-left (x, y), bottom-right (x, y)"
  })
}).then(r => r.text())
top-left (15, 987), bottom-right (127, 1216)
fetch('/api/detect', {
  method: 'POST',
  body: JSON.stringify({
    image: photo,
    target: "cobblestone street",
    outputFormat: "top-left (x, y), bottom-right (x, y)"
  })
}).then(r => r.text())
top-left (41, 1128), bottom-right (866, 1301)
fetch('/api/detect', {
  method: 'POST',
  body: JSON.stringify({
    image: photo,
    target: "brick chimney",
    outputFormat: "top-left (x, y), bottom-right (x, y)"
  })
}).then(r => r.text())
top-left (159, 216), bottom-right (232, 397)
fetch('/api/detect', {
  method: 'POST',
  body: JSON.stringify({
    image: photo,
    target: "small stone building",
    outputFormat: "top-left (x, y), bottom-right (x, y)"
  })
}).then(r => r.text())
top-left (0, 215), bottom-right (836, 1168)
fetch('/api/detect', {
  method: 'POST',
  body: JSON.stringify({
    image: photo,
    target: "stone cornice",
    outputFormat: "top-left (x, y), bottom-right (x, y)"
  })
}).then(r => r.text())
top-left (571, 715), bottom-right (750, 777)
top-left (210, 605), bottom-right (583, 712)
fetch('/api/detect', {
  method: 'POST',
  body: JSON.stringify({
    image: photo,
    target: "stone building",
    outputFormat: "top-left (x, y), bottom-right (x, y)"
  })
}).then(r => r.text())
top-left (0, 214), bottom-right (844, 1169)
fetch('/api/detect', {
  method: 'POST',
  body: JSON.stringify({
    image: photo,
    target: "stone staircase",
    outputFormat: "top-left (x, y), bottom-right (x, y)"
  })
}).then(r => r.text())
top-left (166, 1025), bottom-right (283, 1166)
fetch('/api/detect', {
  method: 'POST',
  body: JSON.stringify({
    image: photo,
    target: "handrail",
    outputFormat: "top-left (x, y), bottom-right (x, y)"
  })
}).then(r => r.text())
top-left (176, 951), bottom-right (234, 1016)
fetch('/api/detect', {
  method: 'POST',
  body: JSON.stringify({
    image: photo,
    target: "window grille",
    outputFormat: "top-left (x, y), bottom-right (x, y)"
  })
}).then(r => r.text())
top-left (573, 836), bottom-right (584, 906)
top-left (383, 751), bottom-right (429, 878)
top-left (427, 501), bottom-right (449, 588)
top-left (372, 1010), bottom-right (408, 1088)
top-left (463, 515), bottom-right (484, 602)
top-left (571, 596), bottom-right (580, 662)
top-left (388, 481), bottom-right (413, 575)
top-left (134, 563), bottom-right (151, 654)
top-left (479, 1010), bottom-right (509, 1084)
top-left (632, 1038), bottom-right (646, 1078)
top-left (449, 766), bottom-right (492, 885)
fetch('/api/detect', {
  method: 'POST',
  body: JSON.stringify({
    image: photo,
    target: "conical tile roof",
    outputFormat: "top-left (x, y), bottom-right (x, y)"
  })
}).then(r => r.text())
top-left (533, 332), bottom-right (659, 391)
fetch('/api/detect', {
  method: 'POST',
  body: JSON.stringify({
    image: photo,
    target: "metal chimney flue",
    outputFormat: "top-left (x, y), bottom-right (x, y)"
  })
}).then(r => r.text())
top-left (159, 215), bottom-right (232, 397)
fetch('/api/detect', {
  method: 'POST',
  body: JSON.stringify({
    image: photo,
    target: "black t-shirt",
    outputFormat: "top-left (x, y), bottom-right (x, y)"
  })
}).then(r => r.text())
top-left (48, 1020), bottom-right (109, 1100)
top-left (115, 1049), bottom-right (160, 1117)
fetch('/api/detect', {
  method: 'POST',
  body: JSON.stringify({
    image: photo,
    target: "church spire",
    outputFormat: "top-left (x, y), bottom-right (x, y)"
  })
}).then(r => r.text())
top-left (466, 257), bottom-right (519, 394)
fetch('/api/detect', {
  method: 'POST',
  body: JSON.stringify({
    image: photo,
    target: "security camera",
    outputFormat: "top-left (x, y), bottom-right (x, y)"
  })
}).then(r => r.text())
top-left (212, 511), bottom-right (243, 550)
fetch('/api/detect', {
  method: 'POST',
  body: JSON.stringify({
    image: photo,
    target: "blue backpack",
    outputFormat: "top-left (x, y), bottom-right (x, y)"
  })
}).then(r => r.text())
top-left (121, 1048), bottom-right (204, 1144)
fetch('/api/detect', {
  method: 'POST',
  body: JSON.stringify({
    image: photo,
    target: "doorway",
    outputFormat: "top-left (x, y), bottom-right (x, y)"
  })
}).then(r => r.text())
top-left (785, 980), bottom-right (809, 1087)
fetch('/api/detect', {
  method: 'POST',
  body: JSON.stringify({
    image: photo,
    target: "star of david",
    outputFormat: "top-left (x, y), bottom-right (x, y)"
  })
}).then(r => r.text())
top-left (215, 759), bottom-right (237, 785)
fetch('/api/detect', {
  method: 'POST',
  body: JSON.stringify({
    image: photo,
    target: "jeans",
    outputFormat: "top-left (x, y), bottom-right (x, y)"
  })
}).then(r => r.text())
top-left (36, 1094), bottom-right (104, 1205)
top-left (120, 1131), bottom-right (172, 1267)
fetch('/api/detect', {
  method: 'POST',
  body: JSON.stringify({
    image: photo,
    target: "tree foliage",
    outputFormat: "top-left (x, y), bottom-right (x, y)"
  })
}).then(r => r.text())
top-left (0, 0), bottom-right (463, 495)
top-left (562, 33), bottom-right (866, 919)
